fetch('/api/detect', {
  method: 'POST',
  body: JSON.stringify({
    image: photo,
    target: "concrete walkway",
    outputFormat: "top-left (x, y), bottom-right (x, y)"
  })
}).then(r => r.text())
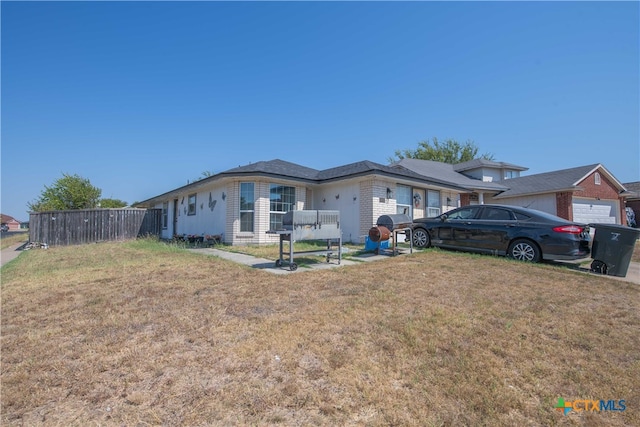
top-left (187, 247), bottom-right (397, 275)
top-left (0, 241), bottom-right (28, 267)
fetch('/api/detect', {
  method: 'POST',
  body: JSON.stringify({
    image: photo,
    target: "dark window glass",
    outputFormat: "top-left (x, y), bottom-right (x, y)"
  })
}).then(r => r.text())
top-left (240, 183), bottom-right (254, 232)
top-left (447, 207), bottom-right (478, 220)
top-left (188, 194), bottom-right (197, 216)
top-left (480, 207), bottom-right (513, 221)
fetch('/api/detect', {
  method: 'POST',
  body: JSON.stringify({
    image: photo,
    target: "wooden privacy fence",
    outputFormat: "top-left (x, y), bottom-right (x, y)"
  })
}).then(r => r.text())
top-left (29, 208), bottom-right (162, 246)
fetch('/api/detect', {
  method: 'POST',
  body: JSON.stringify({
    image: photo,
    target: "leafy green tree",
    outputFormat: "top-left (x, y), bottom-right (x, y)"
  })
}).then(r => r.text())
top-left (28, 173), bottom-right (102, 212)
top-left (99, 198), bottom-right (128, 208)
top-left (391, 137), bottom-right (494, 164)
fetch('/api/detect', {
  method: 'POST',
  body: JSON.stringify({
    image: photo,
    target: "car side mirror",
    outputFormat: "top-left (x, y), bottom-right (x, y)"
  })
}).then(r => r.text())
top-left (440, 214), bottom-right (448, 222)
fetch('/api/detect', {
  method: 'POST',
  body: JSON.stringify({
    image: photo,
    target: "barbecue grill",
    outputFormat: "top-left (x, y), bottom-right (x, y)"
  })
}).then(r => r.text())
top-left (368, 213), bottom-right (413, 255)
top-left (266, 210), bottom-right (342, 271)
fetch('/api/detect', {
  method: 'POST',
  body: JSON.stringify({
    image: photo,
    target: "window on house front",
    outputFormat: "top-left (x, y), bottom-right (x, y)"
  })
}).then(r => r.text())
top-left (396, 185), bottom-right (412, 217)
top-left (270, 184), bottom-right (295, 230)
top-left (427, 190), bottom-right (441, 217)
top-left (595, 172), bottom-right (601, 185)
top-left (188, 194), bottom-right (197, 216)
top-left (162, 202), bottom-right (169, 229)
top-left (504, 170), bottom-right (519, 179)
top-left (240, 183), bottom-right (254, 232)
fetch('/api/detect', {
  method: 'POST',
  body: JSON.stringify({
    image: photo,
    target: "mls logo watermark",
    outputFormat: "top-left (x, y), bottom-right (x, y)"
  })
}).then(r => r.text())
top-left (555, 397), bottom-right (626, 415)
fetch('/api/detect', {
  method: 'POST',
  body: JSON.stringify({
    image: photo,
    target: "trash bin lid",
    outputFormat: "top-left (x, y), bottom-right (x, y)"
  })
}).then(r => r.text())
top-left (588, 223), bottom-right (640, 236)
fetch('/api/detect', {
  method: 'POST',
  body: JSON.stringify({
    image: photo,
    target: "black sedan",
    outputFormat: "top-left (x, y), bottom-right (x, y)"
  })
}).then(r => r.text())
top-left (411, 204), bottom-right (591, 262)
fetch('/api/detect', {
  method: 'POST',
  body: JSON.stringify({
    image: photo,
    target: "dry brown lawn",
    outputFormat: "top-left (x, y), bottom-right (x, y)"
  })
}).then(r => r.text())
top-left (1, 239), bottom-right (639, 426)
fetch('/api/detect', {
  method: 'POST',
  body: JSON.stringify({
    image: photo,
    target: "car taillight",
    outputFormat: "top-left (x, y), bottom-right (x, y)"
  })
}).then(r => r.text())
top-left (553, 225), bottom-right (583, 235)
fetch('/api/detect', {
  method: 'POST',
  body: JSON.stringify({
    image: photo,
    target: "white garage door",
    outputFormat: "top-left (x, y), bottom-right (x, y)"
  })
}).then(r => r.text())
top-left (572, 199), bottom-right (618, 224)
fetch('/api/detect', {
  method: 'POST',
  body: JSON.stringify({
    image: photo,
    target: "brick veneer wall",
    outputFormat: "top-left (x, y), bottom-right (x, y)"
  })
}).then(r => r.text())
top-left (574, 171), bottom-right (626, 225)
top-left (555, 192), bottom-right (573, 221)
top-left (575, 172), bottom-right (621, 200)
top-left (359, 180), bottom-right (374, 240)
top-left (463, 170), bottom-right (626, 225)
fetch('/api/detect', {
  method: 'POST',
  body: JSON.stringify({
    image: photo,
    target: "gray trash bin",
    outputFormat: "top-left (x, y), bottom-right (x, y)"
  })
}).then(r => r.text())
top-left (589, 223), bottom-right (640, 277)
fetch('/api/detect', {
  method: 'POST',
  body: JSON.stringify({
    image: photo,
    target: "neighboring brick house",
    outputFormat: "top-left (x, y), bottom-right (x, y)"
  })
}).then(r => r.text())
top-left (1, 214), bottom-right (22, 231)
top-left (488, 164), bottom-right (629, 225)
top-left (398, 160), bottom-right (630, 225)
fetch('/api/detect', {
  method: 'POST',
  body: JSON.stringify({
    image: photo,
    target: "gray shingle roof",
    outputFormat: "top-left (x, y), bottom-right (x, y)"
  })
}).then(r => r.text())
top-left (221, 159), bottom-right (319, 181)
top-left (137, 158), bottom-right (476, 205)
top-left (454, 158), bottom-right (528, 172)
top-left (624, 181), bottom-right (640, 192)
top-left (315, 160), bottom-right (387, 181)
top-left (492, 164), bottom-right (601, 199)
top-left (623, 181), bottom-right (640, 199)
top-left (316, 160), bottom-right (464, 189)
top-left (395, 158), bottom-right (509, 191)
top-left (221, 159), bottom-right (470, 190)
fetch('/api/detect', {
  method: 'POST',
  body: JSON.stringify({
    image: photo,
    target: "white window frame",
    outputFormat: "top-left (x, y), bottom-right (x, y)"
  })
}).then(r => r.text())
top-left (239, 183), bottom-right (255, 232)
top-left (427, 190), bottom-right (441, 217)
top-left (269, 184), bottom-right (296, 230)
top-left (187, 194), bottom-right (197, 216)
top-left (395, 185), bottom-right (413, 217)
top-left (162, 202), bottom-right (169, 229)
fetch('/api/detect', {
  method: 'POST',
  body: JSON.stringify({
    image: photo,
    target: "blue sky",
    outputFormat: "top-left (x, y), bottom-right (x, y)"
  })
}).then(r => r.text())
top-left (2, 1), bottom-right (638, 221)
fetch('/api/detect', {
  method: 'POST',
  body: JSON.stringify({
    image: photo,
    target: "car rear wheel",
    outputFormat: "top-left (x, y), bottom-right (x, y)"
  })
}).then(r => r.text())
top-left (508, 239), bottom-right (541, 263)
top-left (412, 228), bottom-right (431, 248)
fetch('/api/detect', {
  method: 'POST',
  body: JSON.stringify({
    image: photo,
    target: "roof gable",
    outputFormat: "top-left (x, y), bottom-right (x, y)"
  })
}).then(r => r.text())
top-left (221, 159), bottom-right (319, 181)
top-left (492, 163), bottom-right (625, 199)
top-left (318, 160), bottom-right (406, 180)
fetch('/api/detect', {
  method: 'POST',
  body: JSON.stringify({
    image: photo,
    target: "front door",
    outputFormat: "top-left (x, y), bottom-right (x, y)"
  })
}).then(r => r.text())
top-left (173, 199), bottom-right (179, 237)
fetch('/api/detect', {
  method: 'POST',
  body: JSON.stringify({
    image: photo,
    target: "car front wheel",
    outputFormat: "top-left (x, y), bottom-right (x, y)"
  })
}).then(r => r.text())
top-left (412, 228), bottom-right (431, 248)
top-left (508, 239), bottom-right (541, 263)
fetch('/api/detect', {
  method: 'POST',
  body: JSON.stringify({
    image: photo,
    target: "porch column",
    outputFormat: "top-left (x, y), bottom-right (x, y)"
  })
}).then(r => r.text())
top-left (478, 192), bottom-right (485, 204)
